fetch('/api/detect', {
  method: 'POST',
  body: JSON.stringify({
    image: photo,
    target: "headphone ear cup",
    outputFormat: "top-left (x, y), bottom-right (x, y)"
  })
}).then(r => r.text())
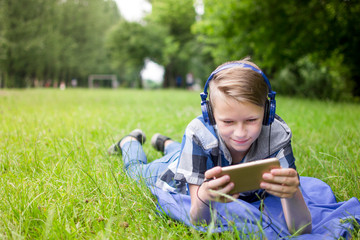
top-left (268, 98), bottom-right (276, 125)
top-left (263, 100), bottom-right (270, 125)
top-left (206, 101), bottom-right (216, 125)
top-left (201, 100), bottom-right (210, 124)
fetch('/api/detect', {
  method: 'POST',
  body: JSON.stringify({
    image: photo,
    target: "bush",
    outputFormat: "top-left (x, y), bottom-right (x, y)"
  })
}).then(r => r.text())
top-left (273, 53), bottom-right (353, 101)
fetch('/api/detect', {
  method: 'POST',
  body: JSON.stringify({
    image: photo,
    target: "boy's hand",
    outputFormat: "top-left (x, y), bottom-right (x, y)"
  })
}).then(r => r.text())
top-left (198, 166), bottom-right (240, 203)
top-left (260, 168), bottom-right (299, 198)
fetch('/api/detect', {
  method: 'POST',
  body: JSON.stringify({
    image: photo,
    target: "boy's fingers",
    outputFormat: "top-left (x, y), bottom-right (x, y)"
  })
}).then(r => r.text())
top-left (263, 168), bottom-right (299, 186)
top-left (266, 175), bottom-right (299, 187)
top-left (209, 182), bottom-right (235, 202)
top-left (270, 168), bottom-right (298, 177)
top-left (204, 166), bottom-right (222, 179)
top-left (203, 175), bottom-right (235, 201)
top-left (206, 175), bottom-right (230, 190)
top-left (232, 193), bottom-right (241, 199)
top-left (261, 181), bottom-right (298, 198)
top-left (265, 189), bottom-right (294, 198)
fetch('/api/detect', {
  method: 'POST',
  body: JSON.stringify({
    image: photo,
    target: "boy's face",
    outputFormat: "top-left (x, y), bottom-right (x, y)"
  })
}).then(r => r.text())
top-left (213, 93), bottom-right (264, 161)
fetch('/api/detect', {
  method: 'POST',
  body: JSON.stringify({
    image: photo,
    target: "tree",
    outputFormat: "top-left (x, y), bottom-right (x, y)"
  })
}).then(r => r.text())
top-left (0, 0), bottom-right (54, 87)
top-left (146, 0), bottom-right (197, 87)
top-left (106, 20), bottom-right (167, 87)
top-left (194, 0), bottom-right (360, 99)
top-left (0, 0), bottom-right (120, 88)
top-left (106, 0), bottom-right (202, 88)
top-left (52, 0), bottom-right (120, 86)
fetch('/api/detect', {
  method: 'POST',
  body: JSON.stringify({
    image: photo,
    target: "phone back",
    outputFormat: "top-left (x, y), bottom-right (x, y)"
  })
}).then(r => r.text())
top-left (219, 158), bottom-right (280, 194)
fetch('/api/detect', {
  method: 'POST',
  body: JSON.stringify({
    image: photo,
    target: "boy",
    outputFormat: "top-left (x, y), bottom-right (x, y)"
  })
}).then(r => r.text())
top-left (109, 58), bottom-right (312, 234)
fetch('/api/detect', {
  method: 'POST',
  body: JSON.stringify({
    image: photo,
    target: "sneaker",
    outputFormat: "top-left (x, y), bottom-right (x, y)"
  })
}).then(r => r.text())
top-left (108, 129), bottom-right (146, 155)
top-left (151, 133), bottom-right (171, 153)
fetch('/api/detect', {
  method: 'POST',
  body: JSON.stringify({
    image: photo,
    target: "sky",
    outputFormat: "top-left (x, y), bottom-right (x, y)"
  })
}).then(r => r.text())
top-left (113, 0), bottom-right (204, 84)
top-left (114, 0), bottom-right (151, 22)
top-left (115, 0), bottom-right (203, 21)
top-left (141, 59), bottom-right (165, 83)
top-left (113, 0), bottom-right (164, 83)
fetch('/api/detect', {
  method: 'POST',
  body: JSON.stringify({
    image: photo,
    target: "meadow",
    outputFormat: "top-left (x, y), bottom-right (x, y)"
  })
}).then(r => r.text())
top-left (0, 89), bottom-right (359, 239)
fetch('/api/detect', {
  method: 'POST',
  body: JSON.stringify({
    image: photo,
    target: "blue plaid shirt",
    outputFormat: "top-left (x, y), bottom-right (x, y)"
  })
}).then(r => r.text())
top-left (155, 115), bottom-right (296, 195)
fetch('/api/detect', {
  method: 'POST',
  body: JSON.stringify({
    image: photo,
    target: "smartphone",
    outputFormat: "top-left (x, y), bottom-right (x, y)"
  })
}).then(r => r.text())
top-left (218, 157), bottom-right (280, 194)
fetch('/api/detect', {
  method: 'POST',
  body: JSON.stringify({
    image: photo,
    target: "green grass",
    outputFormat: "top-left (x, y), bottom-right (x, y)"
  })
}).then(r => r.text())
top-left (0, 89), bottom-right (359, 239)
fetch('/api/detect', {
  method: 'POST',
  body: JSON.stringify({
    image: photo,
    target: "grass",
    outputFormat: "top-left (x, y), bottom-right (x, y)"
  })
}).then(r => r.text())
top-left (0, 88), bottom-right (359, 239)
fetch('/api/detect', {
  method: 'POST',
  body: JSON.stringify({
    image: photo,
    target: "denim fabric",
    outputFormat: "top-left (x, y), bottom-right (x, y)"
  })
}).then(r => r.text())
top-left (121, 140), bottom-right (181, 186)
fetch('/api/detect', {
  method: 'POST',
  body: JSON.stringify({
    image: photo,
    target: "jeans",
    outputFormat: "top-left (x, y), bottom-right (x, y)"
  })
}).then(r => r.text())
top-left (121, 140), bottom-right (181, 186)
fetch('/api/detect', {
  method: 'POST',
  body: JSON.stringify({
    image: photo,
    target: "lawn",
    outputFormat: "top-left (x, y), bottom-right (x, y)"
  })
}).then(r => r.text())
top-left (0, 89), bottom-right (359, 239)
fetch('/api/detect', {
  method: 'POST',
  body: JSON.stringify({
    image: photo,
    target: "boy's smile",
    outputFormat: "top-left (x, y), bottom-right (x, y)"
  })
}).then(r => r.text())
top-left (213, 93), bottom-right (264, 163)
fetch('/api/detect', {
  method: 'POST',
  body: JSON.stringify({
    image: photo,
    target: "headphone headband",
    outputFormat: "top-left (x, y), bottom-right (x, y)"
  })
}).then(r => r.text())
top-left (202, 63), bottom-right (275, 100)
top-left (200, 62), bottom-right (276, 126)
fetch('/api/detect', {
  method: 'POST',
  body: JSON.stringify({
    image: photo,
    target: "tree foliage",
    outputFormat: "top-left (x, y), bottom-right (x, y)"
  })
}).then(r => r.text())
top-left (1, 0), bottom-right (359, 99)
top-left (0, 0), bottom-right (120, 87)
top-left (105, 0), bottom-right (201, 88)
top-left (106, 21), bottom-right (167, 87)
top-left (147, 0), bottom-right (197, 87)
top-left (194, 0), bottom-right (360, 100)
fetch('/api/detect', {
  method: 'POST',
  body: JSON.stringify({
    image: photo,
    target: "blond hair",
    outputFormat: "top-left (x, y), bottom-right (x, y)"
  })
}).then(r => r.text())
top-left (209, 58), bottom-right (269, 108)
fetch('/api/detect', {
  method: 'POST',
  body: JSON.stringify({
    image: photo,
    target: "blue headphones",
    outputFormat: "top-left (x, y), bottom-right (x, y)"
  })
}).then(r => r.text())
top-left (200, 62), bottom-right (276, 126)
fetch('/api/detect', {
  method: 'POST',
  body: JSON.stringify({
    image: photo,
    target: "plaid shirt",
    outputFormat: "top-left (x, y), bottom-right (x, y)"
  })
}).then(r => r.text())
top-left (155, 115), bottom-right (296, 195)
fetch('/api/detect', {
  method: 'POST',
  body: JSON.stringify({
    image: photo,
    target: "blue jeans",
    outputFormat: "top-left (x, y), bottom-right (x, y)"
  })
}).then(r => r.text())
top-left (121, 140), bottom-right (181, 186)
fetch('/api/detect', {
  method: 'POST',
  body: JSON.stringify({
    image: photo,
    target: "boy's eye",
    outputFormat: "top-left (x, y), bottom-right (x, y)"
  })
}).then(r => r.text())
top-left (223, 120), bottom-right (233, 124)
top-left (247, 118), bottom-right (258, 122)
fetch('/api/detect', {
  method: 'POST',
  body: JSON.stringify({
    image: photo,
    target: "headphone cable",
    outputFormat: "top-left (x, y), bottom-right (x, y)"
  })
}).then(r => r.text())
top-left (268, 123), bottom-right (272, 156)
top-left (196, 180), bottom-right (273, 231)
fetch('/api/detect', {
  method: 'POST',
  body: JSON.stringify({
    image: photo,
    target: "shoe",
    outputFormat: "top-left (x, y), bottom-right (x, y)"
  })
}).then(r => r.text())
top-left (108, 129), bottom-right (146, 155)
top-left (151, 133), bottom-right (171, 153)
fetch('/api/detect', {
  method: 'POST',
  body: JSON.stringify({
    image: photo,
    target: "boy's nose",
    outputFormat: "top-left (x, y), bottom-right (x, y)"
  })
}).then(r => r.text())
top-left (234, 123), bottom-right (247, 138)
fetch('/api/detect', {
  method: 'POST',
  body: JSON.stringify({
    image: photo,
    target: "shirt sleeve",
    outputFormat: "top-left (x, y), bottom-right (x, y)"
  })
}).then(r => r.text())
top-left (275, 142), bottom-right (296, 170)
top-left (174, 118), bottom-right (219, 185)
